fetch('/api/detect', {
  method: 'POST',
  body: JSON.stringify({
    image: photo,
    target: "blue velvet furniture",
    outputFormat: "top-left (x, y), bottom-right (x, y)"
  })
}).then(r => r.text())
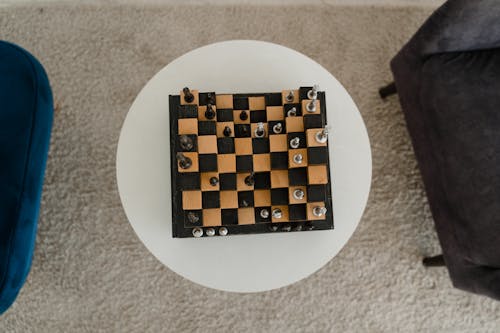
top-left (0, 41), bottom-right (53, 314)
top-left (380, 0), bottom-right (500, 300)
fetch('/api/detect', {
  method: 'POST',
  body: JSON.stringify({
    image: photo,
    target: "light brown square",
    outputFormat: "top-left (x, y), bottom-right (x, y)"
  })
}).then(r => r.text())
top-left (281, 89), bottom-right (299, 104)
top-left (233, 110), bottom-right (250, 124)
top-left (301, 99), bottom-right (321, 115)
top-left (254, 190), bottom-right (271, 207)
top-left (271, 206), bottom-right (289, 223)
top-left (248, 96), bottom-right (266, 110)
top-left (271, 170), bottom-right (289, 188)
top-left (269, 134), bottom-right (288, 152)
top-left (216, 94), bottom-right (233, 109)
top-left (306, 128), bottom-right (328, 147)
top-left (216, 122), bottom-right (235, 138)
top-left (289, 148), bottom-right (308, 168)
top-left (197, 135), bottom-right (217, 154)
top-left (308, 165), bottom-right (328, 184)
top-left (198, 105), bottom-right (217, 121)
top-left (203, 208), bottom-right (222, 226)
top-left (220, 191), bottom-right (238, 209)
top-left (201, 172), bottom-right (219, 191)
top-left (182, 191), bottom-right (202, 210)
top-left (238, 208), bottom-right (255, 225)
top-left (251, 123), bottom-right (268, 138)
top-left (266, 106), bottom-right (284, 121)
top-left (177, 152), bottom-right (199, 173)
top-left (289, 186), bottom-right (307, 204)
top-left (307, 202), bottom-right (327, 220)
top-left (253, 154), bottom-right (271, 172)
top-left (286, 116), bottom-right (304, 132)
top-left (237, 173), bottom-right (254, 191)
top-left (235, 138), bottom-right (253, 155)
top-left (178, 118), bottom-right (198, 135)
top-left (180, 89), bottom-right (199, 106)
top-left (217, 154), bottom-right (236, 173)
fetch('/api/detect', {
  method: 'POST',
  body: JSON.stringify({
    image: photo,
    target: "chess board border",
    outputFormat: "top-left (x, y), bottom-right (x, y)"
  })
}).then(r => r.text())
top-left (170, 89), bottom-right (334, 238)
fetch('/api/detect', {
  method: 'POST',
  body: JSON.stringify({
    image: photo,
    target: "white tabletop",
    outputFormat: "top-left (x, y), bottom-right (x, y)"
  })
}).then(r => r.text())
top-left (116, 40), bottom-right (371, 292)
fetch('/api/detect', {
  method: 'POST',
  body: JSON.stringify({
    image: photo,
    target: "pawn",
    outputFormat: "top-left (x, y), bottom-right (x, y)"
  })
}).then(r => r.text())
top-left (179, 135), bottom-right (193, 151)
top-left (245, 172), bottom-right (255, 186)
top-left (206, 92), bottom-right (216, 105)
top-left (239, 110), bottom-right (248, 121)
top-left (205, 104), bottom-right (216, 120)
top-left (223, 126), bottom-right (232, 137)
top-left (183, 87), bottom-right (194, 103)
top-left (209, 177), bottom-right (219, 186)
top-left (177, 152), bottom-right (192, 169)
top-left (255, 122), bottom-right (265, 138)
top-left (287, 107), bottom-right (297, 117)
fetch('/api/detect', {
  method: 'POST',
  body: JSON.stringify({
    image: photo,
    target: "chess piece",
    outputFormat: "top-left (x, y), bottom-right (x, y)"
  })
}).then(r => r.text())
top-left (176, 152), bottom-right (192, 169)
top-left (179, 135), bottom-right (193, 151)
top-left (192, 227), bottom-right (203, 238)
top-left (306, 97), bottom-right (317, 113)
top-left (218, 227), bottom-right (228, 236)
top-left (241, 200), bottom-right (250, 207)
top-left (206, 228), bottom-right (216, 236)
top-left (287, 107), bottom-right (297, 117)
top-left (281, 224), bottom-right (291, 232)
top-left (245, 172), bottom-right (255, 186)
top-left (293, 153), bottom-right (303, 164)
top-left (205, 103), bottom-right (215, 119)
top-left (183, 87), bottom-right (194, 103)
top-left (293, 188), bottom-right (305, 200)
top-left (187, 212), bottom-right (199, 224)
top-left (223, 126), bottom-right (232, 137)
top-left (272, 208), bottom-right (283, 219)
top-left (239, 110), bottom-right (248, 121)
top-left (313, 206), bottom-right (327, 217)
top-left (290, 137), bottom-right (300, 149)
top-left (285, 90), bottom-right (294, 102)
top-left (273, 122), bottom-right (283, 134)
top-left (255, 122), bottom-right (265, 138)
top-left (315, 126), bottom-right (329, 144)
top-left (260, 209), bottom-right (270, 219)
top-left (307, 84), bottom-right (319, 100)
top-left (207, 92), bottom-right (216, 104)
top-left (209, 177), bottom-right (219, 186)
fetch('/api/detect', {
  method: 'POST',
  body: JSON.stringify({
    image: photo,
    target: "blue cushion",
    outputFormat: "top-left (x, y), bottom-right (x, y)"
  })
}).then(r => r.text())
top-left (0, 41), bottom-right (53, 314)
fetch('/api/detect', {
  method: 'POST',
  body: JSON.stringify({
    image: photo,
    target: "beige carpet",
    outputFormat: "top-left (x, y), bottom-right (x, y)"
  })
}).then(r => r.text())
top-left (0, 3), bottom-right (499, 332)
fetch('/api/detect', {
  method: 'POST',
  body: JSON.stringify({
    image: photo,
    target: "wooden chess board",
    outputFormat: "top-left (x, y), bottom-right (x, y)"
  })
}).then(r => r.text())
top-left (169, 87), bottom-right (333, 238)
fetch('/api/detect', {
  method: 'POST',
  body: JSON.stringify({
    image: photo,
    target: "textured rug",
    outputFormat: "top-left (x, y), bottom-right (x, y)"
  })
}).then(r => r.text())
top-left (0, 3), bottom-right (499, 333)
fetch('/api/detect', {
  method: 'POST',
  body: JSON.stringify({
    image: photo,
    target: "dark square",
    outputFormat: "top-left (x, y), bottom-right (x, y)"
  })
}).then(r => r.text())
top-left (219, 173), bottom-right (237, 190)
top-left (184, 210), bottom-right (202, 227)
top-left (217, 138), bottom-right (235, 154)
top-left (235, 124), bottom-right (251, 138)
top-left (236, 155), bottom-right (253, 172)
top-left (233, 97), bottom-right (249, 110)
top-left (217, 109), bottom-right (234, 122)
top-left (198, 92), bottom-right (216, 105)
top-left (202, 191), bottom-right (220, 209)
top-left (271, 152), bottom-right (289, 169)
top-left (304, 115), bottom-right (323, 129)
top-left (299, 86), bottom-right (313, 100)
top-left (268, 121), bottom-right (286, 135)
top-left (271, 188), bottom-right (289, 205)
top-left (254, 172), bottom-right (271, 189)
top-left (284, 103), bottom-right (302, 117)
top-left (250, 110), bottom-right (267, 123)
top-left (289, 204), bottom-right (307, 221)
top-left (238, 191), bottom-right (254, 208)
top-left (222, 209), bottom-right (238, 225)
top-left (255, 207), bottom-right (272, 223)
top-left (307, 185), bottom-right (327, 202)
top-left (177, 134), bottom-right (197, 152)
top-left (308, 147), bottom-right (329, 165)
top-left (176, 173), bottom-right (200, 190)
top-left (289, 168), bottom-right (307, 186)
top-left (198, 121), bottom-right (216, 135)
top-left (178, 104), bottom-right (198, 118)
top-left (287, 133), bottom-right (307, 149)
top-left (266, 93), bottom-right (282, 107)
top-left (252, 138), bottom-right (270, 154)
top-left (198, 154), bottom-right (218, 172)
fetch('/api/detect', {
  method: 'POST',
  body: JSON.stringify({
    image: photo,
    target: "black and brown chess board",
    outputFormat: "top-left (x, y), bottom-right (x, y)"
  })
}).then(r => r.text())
top-left (169, 87), bottom-right (333, 238)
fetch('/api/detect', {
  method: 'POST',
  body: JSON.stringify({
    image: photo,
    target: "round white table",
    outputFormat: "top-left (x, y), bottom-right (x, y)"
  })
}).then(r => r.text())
top-left (116, 40), bottom-right (371, 293)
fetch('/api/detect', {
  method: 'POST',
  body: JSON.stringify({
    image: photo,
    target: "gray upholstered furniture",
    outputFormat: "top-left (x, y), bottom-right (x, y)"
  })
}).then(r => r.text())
top-left (381, 0), bottom-right (500, 300)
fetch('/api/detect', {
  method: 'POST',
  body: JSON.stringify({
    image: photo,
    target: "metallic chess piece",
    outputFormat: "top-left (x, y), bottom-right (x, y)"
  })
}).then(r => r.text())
top-left (293, 224), bottom-right (303, 232)
top-left (209, 177), bottom-right (219, 186)
top-left (179, 134), bottom-right (193, 151)
top-left (255, 122), bottom-right (266, 138)
top-left (223, 126), bottom-right (232, 137)
top-left (273, 122), bottom-right (283, 134)
top-left (240, 110), bottom-right (248, 121)
top-left (287, 107), bottom-right (297, 117)
top-left (304, 222), bottom-right (314, 231)
top-left (268, 224), bottom-right (279, 232)
top-left (313, 206), bottom-right (327, 217)
top-left (245, 172), bottom-right (255, 186)
top-left (260, 209), bottom-right (270, 219)
top-left (205, 103), bottom-right (215, 119)
top-left (315, 126), bottom-right (329, 144)
top-left (306, 98), bottom-right (317, 113)
top-left (290, 137), bottom-right (300, 149)
top-left (187, 212), bottom-right (199, 224)
top-left (282, 224), bottom-right (291, 232)
top-left (192, 227), bottom-right (203, 238)
top-left (219, 227), bottom-right (228, 236)
top-left (176, 152), bottom-right (192, 169)
top-left (307, 84), bottom-right (319, 100)
top-left (272, 208), bottom-right (283, 219)
top-left (206, 228), bottom-right (216, 237)
top-left (293, 153), bottom-right (303, 164)
top-left (242, 200), bottom-right (250, 207)
top-left (285, 90), bottom-right (294, 102)
top-left (293, 188), bottom-right (305, 200)
top-left (183, 87), bottom-right (194, 103)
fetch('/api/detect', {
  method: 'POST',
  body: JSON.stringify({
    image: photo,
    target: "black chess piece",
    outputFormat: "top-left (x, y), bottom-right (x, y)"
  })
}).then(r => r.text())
top-left (245, 172), bottom-right (255, 186)
top-left (223, 126), bottom-right (232, 137)
top-left (205, 104), bottom-right (215, 120)
top-left (176, 152), bottom-right (192, 169)
top-left (179, 135), bottom-right (193, 151)
top-left (239, 110), bottom-right (248, 121)
top-left (187, 212), bottom-right (199, 224)
top-left (183, 87), bottom-right (194, 103)
top-left (209, 177), bottom-right (219, 186)
top-left (207, 92), bottom-right (216, 105)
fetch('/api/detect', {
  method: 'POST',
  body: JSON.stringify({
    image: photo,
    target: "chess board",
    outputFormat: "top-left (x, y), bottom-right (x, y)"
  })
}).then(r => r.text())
top-left (169, 87), bottom-right (333, 238)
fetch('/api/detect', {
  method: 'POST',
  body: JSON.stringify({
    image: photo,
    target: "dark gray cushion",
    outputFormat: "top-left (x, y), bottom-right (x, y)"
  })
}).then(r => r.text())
top-left (391, 0), bottom-right (500, 300)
